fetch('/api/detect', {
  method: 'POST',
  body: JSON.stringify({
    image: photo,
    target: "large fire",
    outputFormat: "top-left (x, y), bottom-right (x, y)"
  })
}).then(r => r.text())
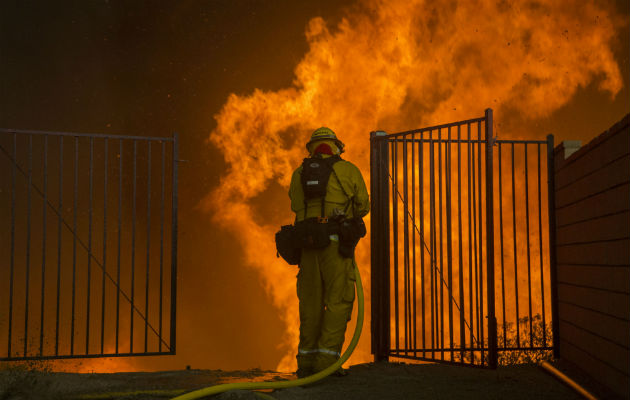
top-left (202, 0), bottom-right (623, 371)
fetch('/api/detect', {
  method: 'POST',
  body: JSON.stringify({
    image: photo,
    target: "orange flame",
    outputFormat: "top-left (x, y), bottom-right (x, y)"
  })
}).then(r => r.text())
top-left (203, 0), bottom-right (623, 371)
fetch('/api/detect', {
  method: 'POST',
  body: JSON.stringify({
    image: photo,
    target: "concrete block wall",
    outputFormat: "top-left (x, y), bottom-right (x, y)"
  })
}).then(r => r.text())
top-left (553, 114), bottom-right (630, 398)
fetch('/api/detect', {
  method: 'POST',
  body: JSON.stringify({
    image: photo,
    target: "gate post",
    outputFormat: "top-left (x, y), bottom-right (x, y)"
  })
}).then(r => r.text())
top-left (370, 130), bottom-right (390, 362)
top-left (170, 132), bottom-right (179, 355)
top-left (546, 134), bottom-right (560, 359)
top-left (484, 109), bottom-right (498, 368)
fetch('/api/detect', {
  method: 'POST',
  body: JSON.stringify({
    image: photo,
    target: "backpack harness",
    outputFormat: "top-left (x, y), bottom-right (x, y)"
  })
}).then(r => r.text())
top-left (299, 154), bottom-right (343, 221)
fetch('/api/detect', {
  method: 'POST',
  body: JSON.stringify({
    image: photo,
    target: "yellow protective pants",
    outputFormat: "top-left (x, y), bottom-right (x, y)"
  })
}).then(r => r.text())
top-left (296, 240), bottom-right (356, 374)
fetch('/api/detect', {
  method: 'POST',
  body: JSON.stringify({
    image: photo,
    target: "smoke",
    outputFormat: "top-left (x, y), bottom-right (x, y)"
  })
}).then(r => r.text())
top-left (201, 0), bottom-right (623, 371)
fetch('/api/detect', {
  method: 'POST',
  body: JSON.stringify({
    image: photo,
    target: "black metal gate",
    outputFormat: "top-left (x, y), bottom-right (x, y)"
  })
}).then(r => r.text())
top-left (370, 109), bottom-right (558, 368)
top-left (0, 129), bottom-right (179, 361)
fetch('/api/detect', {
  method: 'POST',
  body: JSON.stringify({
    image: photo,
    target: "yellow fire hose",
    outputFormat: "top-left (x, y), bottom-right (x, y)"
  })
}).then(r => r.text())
top-left (539, 361), bottom-right (598, 400)
top-left (75, 262), bottom-right (364, 400)
top-left (171, 261), bottom-right (364, 399)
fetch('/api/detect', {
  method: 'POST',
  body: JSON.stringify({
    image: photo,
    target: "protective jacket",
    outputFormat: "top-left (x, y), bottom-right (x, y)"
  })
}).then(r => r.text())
top-left (289, 157), bottom-right (370, 221)
top-left (288, 154), bottom-right (369, 376)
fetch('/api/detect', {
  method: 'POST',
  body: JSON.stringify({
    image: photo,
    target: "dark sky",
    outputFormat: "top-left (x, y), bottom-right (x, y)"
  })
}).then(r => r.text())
top-left (0, 0), bottom-right (356, 372)
top-left (1, 0), bottom-right (629, 372)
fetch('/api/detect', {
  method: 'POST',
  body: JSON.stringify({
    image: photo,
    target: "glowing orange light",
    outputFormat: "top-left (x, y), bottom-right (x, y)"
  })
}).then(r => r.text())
top-left (203, 0), bottom-right (622, 372)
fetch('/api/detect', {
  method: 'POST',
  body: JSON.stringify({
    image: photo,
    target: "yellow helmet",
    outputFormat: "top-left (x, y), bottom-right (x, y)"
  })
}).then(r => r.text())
top-left (306, 127), bottom-right (345, 153)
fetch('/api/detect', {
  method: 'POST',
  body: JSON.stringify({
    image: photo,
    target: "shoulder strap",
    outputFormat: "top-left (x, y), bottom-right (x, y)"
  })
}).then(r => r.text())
top-left (331, 162), bottom-right (355, 216)
top-left (321, 156), bottom-right (342, 217)
top-left (321, 154), bottom-right (345, 218)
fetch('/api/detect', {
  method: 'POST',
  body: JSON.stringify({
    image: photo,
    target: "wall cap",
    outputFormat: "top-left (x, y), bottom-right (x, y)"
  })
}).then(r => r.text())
top-left (559, 140), bottom-right (582, 160)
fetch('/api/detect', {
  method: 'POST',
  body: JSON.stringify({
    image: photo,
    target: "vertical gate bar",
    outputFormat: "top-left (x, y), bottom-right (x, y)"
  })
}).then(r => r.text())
top-left (370, 132), bottom-right (378, 358)
top-left (537, 143), bottom-right (547, 347)
top-left (511, 143), bottom-right (520, 347)
top-left (485, 109), bottom-right (497, 369)
top-left (471, 127), bottom-right (479, 363)
top-left (116, 139), bottom-right (123, 354)
top-left (477, 122), bottom-right (484, 365)
top-left (101, 138), bottom-right (108, 354)
top-left (40, 135), bottom-right (48, 355)
top-left (145, 142), bottom-right (152, 353)
top-left (392, 140), bottom-right (399, 353)
top-left (498, 143), bottom-right (507, 349)
top-left (546, 134), bottom-right (559, 358)
top-left (170, 132), bottom-right (179, 354)
top-left (402, 138), bottom-right (409, 354)
top-left (405, 141), bottom-right (415, 354)
top-left (385, 135), bottom-right (391, 361)
top-left (418, 132), bottom-right (426, 357)
top-left (131, 140), bottom-right (137, 353)
top-left (55, 136), bottom-right (63, 356)
top-left (457, 125), bottom-right (465, 363)
top-left (407, 138), bottom-right (413, 356)
top-left (159, 141), bottom-right (165, 351)
top-left (408, 139), bottom-right (413, 353)
top-left (524, 144), bottom-right (533, 348)
top-left (434, 134), bottom-right (439, 356)
top-left (71, 137), bottom-right (78, 355)
top-left (429, 136), bottom-right (435, 359)
top-left (25, 134), bottom-right (32, 356)
top-left (86, 137), bottom-right (94, 355)
top-left (385, 137), bottom-right (391, 360)
top-left (409, 139), bottom-right (413, 354)
top-left (8, 133), bottom-right (16, 358)
top-left (446, 126), bottom-right (454, 361)
top-left (408, 140), bottom-right (413, 355)
top-left (411, 133), bottom-right (417, 357)
top-left (476, 124), bottom-right (482, 362)
top-left (467, 123), bottom-right (473, 364)
top-left (438, 128), bottom-right (444, 359)
top-left (431, 137), bottom-right (435, 356)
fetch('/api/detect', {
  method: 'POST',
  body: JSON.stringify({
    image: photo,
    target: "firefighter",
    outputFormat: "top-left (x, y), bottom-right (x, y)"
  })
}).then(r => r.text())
top-left (288, 127), bottom-right (370, 378)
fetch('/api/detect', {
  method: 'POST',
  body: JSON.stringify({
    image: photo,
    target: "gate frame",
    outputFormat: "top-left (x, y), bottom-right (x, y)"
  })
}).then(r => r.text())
top-left (0, 128), bottom-right (179, 361)
top-left (370, 109), bottom-right (558, 368)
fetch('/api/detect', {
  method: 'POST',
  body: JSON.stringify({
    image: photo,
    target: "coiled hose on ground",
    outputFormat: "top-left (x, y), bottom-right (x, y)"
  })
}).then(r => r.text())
top-left (171, 260), bottom-right (364, 399)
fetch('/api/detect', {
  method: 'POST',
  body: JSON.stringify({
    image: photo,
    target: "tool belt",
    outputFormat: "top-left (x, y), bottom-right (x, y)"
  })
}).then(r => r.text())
top-left (275, 216), bottom-right (365, 264)
top-left (296, 217), bottom-right (337, 249)
top-left (275, 217), bottom-right (333, 265)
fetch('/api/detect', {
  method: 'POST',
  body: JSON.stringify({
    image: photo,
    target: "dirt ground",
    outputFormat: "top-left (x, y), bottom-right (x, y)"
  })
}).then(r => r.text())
top-left (0, 361), bottom-right (587, 400)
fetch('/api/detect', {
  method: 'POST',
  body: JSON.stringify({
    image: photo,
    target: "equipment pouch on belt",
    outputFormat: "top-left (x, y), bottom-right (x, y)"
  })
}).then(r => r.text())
top-left (338, 217), bottom-right (367, 258)
top-left (275, 225), bottom-right (301, 265)
top-left (295, 218), bottom-right (331, 249)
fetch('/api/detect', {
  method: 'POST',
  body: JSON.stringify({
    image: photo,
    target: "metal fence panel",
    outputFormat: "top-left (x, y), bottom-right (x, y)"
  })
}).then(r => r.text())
top-left (370, 110), bottom-right (556, 368)
top-left (0, 129), bottom-right (178, 360)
